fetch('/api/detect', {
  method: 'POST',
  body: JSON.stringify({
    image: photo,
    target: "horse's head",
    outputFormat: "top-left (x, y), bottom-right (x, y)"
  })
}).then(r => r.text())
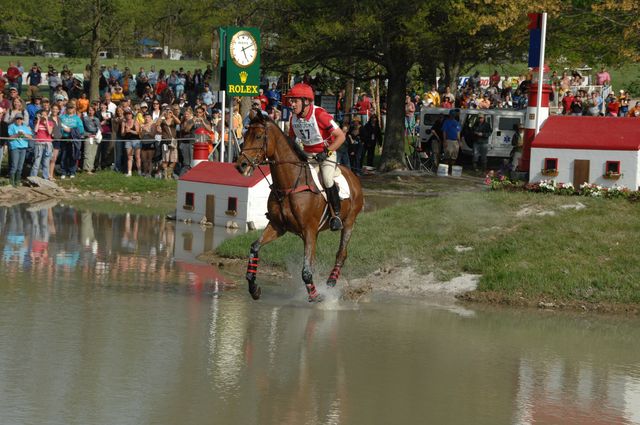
top-left (236, 111), bottom-right (273, 176)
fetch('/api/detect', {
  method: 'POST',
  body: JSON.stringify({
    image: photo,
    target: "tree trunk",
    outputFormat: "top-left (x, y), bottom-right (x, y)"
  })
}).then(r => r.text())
top-left (89, 1), bottom-right (101, 102)
top-left (378, 63), bottom-right (408, 171)
top-left (444, 60), bottom-right (461, 95)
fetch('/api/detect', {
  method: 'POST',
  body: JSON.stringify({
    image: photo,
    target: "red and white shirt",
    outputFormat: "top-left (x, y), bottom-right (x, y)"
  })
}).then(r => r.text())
top-left (289, 104), bottom-right (338, 153)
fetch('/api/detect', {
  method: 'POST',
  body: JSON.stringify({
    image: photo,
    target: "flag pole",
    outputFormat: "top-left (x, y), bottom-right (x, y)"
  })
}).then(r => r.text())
top-left (535, 12), bottom-right (547, 136)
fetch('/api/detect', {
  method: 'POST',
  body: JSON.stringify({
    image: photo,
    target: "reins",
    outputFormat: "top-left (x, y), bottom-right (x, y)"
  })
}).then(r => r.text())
top-left (242, 122), bottom-right (319, 198)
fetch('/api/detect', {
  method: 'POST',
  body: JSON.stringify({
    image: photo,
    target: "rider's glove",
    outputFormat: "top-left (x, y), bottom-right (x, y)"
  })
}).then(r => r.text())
top-left (315, 150), bottom-right (329, 162)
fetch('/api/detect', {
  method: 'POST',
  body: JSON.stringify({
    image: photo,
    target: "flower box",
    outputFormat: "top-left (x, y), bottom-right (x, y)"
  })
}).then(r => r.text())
top-left (541, 169), bottom-right (559, 177)
top-left (603, 173), bottom-right (622, 180)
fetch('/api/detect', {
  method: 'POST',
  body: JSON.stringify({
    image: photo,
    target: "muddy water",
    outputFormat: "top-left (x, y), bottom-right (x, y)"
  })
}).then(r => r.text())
top-left (1, 204), bottom-right (640, 425)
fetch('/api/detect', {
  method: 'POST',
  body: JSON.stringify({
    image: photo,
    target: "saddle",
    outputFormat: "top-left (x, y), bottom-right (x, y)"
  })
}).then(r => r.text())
top-left (307, 164), bottom-right (351, 200)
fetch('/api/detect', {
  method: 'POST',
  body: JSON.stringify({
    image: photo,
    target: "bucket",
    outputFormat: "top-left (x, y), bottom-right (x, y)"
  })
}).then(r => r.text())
top-left (451, 165), bottom-right (463, 177)
top-left (437, 164), bottom-right (449, 177)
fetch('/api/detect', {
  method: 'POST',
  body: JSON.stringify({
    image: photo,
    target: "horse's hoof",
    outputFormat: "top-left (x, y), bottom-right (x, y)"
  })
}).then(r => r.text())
top-left (308, 292), bottom-right (324, 303)
top-left (326, 279), bottom-right (337, 288)
top-left (250, 286), bottom-right (262, 300)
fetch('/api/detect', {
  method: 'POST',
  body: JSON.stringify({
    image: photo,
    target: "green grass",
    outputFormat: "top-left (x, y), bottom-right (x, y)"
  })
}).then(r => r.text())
top-left (216, 191), bottom-right (640, 305)
top-left (58, 170), bottom-right (177, 213)
top-left (0, 55), bottom-right (208, 74)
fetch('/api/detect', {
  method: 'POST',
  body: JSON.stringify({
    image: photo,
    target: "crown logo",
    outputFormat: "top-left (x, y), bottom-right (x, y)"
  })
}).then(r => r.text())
top-left (239, 71), bottom-right (248, 84)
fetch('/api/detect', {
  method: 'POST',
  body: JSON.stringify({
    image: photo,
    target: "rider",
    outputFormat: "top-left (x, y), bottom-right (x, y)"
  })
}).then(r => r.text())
top-left (287, 83), bottom-right (346, 231)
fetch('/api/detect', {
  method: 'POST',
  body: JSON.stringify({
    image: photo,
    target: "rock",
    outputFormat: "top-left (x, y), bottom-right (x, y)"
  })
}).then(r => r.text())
top-left (26, 176), bottom-right (60, 189)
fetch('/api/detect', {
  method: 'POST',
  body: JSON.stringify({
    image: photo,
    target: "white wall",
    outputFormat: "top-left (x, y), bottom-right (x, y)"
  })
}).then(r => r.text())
top-left (176, 180), bottom-right (271, 230)
top-left (530, 148), bottom-right (640, 190)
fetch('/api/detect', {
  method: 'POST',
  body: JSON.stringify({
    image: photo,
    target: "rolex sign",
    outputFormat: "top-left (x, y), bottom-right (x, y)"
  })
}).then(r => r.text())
top-left (224, 27), bottom-right (261, 96)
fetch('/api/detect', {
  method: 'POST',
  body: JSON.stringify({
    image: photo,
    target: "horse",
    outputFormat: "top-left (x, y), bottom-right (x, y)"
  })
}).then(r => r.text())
top-left (235, 112), bottom-right (364, 302)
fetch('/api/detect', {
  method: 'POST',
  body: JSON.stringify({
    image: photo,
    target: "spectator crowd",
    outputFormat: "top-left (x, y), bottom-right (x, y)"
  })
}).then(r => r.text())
top-left (0, 61), bottom-right (289, 187)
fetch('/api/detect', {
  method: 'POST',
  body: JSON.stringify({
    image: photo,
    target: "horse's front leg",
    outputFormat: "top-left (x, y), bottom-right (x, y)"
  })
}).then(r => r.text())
top-left (246, 222), bottom-right (283, 300)
top-left (327, 224), bottom-right (355, 288)
top-left (302, 230), bottom-right (322, 302)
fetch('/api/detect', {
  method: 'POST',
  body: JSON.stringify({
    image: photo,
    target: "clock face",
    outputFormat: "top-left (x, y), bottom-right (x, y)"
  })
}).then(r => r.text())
top-left (229, 31), bottom-right (257, 67)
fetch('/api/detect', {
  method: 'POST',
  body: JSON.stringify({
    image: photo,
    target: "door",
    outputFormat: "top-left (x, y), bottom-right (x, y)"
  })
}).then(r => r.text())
top-left (573, 160), bottom-right (590, 187)
top-left (205, 195), bottom-right (215, 224)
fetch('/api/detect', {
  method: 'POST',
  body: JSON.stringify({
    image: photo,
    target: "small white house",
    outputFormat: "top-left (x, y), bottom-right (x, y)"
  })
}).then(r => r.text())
top-left (177, 162), bottom-right (271, 230)
top-left (529, 116), bottom-right (640, 190)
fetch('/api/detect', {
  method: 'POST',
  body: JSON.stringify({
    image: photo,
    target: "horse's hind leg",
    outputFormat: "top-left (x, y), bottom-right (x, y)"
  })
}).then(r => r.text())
top-left (327, 224), bottom-right (354, 288)
top-left (246, 223), bottom-right (283, 300)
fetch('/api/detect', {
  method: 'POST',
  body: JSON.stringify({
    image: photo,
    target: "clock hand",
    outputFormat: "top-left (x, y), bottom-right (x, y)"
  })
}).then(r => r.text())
top-left (241, 43), bottom-right (255, 52)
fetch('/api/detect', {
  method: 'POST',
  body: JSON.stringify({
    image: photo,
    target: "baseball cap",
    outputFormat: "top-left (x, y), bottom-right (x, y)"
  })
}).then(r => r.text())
top-left (13, 113), bottom-right (24, 121)
top-left (140, 102), bottom-right (148, 108)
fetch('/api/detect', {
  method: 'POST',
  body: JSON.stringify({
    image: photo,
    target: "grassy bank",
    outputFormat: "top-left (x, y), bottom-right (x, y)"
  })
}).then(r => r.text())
top-left (216, 190), bottom-right (640, 309)
top-left (57, 170), bottom-right (177, 214)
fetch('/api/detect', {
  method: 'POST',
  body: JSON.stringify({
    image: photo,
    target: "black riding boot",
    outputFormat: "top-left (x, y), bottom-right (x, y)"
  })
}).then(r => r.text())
top-left (326, 185), bottom-right (343, 231)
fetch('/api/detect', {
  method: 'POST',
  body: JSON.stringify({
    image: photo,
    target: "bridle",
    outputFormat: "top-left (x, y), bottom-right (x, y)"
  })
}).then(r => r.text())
top-left (239, 121), bottom-right (318, 199)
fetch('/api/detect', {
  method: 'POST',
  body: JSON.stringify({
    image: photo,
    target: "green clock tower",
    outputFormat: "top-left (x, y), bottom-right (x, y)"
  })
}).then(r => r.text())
top-left (218, 27), bottom-right (261, 96)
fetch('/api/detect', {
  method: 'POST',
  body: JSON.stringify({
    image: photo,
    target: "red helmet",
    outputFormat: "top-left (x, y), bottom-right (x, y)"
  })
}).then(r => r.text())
top-left (286, 83), bottom-right (314, 100)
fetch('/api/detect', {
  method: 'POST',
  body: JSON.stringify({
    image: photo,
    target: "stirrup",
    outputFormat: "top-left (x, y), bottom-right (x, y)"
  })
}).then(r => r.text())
top-left (330, 216), bottom-right (343, 231)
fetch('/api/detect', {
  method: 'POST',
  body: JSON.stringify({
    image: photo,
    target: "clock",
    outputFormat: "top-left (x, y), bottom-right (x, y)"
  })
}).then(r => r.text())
top-left (229, 30), bottom-right (258, 67)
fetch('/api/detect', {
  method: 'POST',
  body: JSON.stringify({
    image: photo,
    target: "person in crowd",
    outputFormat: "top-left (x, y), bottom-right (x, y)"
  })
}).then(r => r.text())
top-left (618, 90), bottom-right (629, 117)
top-left (82, 106), bottom-right (101, 173)
top-left (404, 95), bottom-right (415, 135)
top-left (26, 96), bottom-right (42, 129)
top-left (257, 88), bottom-right (269, 110)
top-left (629, 101), bottom-right (640, 118)
top-left (7, 114), bottom-right (32, 186)
top-left (442, 110), bottom-right (461, 173)
top-left (510, 123), bottom-right (524, 173)
top-left (570, 95), bottom-right (584, 116)
top-left (596, 66), bottom-right (611, 86)
top-left (96, 102), bottom-right (112, 170)
top-left (149, 99), bottom-right (162, 122)
top-left (47, 67), bottom-right (62, 101)
top-left (26, 63), bottom-right (42, 98)
top-left (489, 70), bottom-right (500, 88)
top-left (4, 97), bottom-right (29, 128)
top-left (347, 119), bottom-right (362, 176)
top-left (606, 93), bottom-right (620, 117)
top-left (59, 104), bottom-right (85, 179)
top-left (147, 66), bottom-right (158, 88)
top-left (426, 85), bottom-right (440, 107)
top-left (561, 91), bottom-right (574, 115)
top-left (30, 110), bottom-right (54, 180)
top-left (355, 92), bottom-right (371, 125)
top-left (587, 91), bottom-right (603, 116)
top-left (156, 106), bottom-right (179, 179)
top-left (121, 109), bottom-right (141, 176)
top-left (360, 114), bottom-right (382, 168)
top-left (266, 83), bottom-right (281, 108)
top-left (337, 123), bottom-right (351, 168)
top-left (139, 112), bottom-right (157, 177)
top-left (48, 104), bottom-right (63, 180)
top-left (472, 113), bottom-right (492, 173)
top-left (77, 92), bottom-right (89, 115)
top-left (112, 106), bottom-right (125, 172)
top-left (201, 84), bottom-right (214, 106)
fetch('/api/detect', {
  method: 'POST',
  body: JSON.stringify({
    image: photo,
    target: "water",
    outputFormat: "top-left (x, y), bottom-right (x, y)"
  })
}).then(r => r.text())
top-left (1, 203), bottom-right (640, 425)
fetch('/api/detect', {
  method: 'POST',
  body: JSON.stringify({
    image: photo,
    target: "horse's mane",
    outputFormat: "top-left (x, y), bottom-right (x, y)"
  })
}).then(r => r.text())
top-left (250, 112), bottom-right (307, 162)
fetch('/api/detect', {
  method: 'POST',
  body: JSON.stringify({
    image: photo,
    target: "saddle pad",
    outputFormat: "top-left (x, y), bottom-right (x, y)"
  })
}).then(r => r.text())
top-left (308, 164), bottom-right (351, 200)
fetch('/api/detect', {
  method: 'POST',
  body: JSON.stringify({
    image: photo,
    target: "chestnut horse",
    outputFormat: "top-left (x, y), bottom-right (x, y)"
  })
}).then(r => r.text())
top-left (236, 112), bottom-right (364, 301)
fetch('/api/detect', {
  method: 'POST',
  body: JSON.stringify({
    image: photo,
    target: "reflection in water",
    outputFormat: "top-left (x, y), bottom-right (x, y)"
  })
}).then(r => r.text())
top-left (0, 203), bottom-right (237, 294)
top-left (1, 204), bottom-right (640, 425)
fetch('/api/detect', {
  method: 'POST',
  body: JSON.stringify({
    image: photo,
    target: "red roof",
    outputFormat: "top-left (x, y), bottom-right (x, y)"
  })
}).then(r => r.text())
top-left (532, 116), bottom-right (640, 151)
top-left (180, 162), bottom-right (270, 187)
